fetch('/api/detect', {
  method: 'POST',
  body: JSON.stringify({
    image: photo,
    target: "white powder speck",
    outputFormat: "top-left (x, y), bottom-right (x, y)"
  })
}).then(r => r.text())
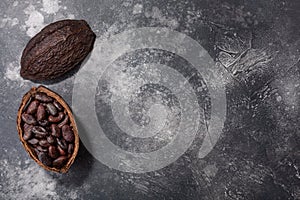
top-left (53, 12), bottom-right (67, 21)
top-left (276, 95), bottom-right (282, 102)
top-left (4, 60), bottom-right (29, 87)
top-left (67, 14), bottom-right (75, 19)
top-left (145, 6), bottom-right (179, 29)
top-left (0, 18), bottom-right (8, 28)
top-left (4, 62), bottom-right (22, 82)
top-left (133, 4), bottom-right (143, 15)
top-left (203, 163), bottom-right (218, 178)
top-left (69, 190), bottom-right (79, 200)
top-left (151, 6), bottom-right (162, 19)
top-left (11, 18), bottom-right (19, 26)
top-left (24, 5), bottom-right (45, 37)
top-left (275, 76), bottom-right (299, 109)
top-left (0, 17), bottom-right (19, 28)
top-left (41, 0), bottom-right (61, 14)
top-left (13, 1), bottom-right (18, 6)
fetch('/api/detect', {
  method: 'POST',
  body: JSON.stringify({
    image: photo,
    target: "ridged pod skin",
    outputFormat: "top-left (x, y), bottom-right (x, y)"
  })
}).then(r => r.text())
top-left (20, 19), bottom-right (96, 81)
top-left (17, 86), bottom-right (79, 173)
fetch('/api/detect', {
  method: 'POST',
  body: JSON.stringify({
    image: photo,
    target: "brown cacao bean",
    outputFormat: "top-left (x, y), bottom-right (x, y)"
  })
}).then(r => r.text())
top-left (48, 146), bottom-right (59, 159)
top-left (62, 125), bottom-right (75, 142)
top-left (49, 112), bottom-right (64, 123)
top-left (21, 113), bottom-right (37, 125)
top-left (50, 124), bottom-right (61, 138)
top-left (58, 115), bottom-right (68, 128)
top-left (46, 103), bottom-right (58, 116)
top-left (35, 92), bottom-right (53, 102)
top-left (26, 100), bottom-right (39, 114)
top-left (28, 138), bottom-right (39, 145)
top-left (57, 146), bottom-right (67, 156)
top-left (47, 135), bottom-right (55, 144)
top-left (38, 152), bottom-right (52, 166)
top-left (57, 138), bottom-right (68, 150)
top-left (68, 144), bottom-right (74, 155)
top-left (37, 104), bottom-right (46, 121)
top-left (53, 156), bottom-right (68, 168)
top-left (36, 145), bottom-right (48, 152)
top-left (32, 126), bottom-right (48, 138)
top-left (23, 124), bottom-right (33, 141)
top-left (53, 100), bottom-right (63, 111)
top-left (39, 139), bottom-right (50, 148)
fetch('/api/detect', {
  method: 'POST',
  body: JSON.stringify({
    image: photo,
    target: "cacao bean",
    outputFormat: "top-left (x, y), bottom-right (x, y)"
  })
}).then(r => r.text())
top-left (47, 135), bottom-right (55, 144)
top-left (58, 115), bottom-right (68, 128)
top-left (38, 152), bottom-right (52, 166)
top-left (48, 146), bottom-right (59, 159)
top-left (28, 138), bottom-right (39, 145)
top-left (49, 112), bottom-right (64, 123)
top-left (57, 138), bottom-right (68, 150)
top-left (50, 124), bottom-right (61, 138)
top-left (37, 104), bottom-right (46, 121)
top-left (68, 144), bottom-right (74, 155)
top-left (21, 113), bottom-right (37, 125)
top-left (62, 125), bottom-right (74, 142)
top-left (35, 92), bottom-right (53, 102)
top-left (36, 145), bottom-right (48, 152)
top-left (39, 139), bottom-right (50, 148)
top-left (26, 100), bottom-right (39, 114)
top-left (53, 100), bottom-right (63, 111)
top-left (23, 124), bottom-right (33, 141)
top-left (53, 156), bottom-right (68, 168)
top-left (57, 146), bottom-right (67, 156)
top-left (32, 126), bottom-right (48, 138)
top-left (46, 103), bottom-right (58, 116)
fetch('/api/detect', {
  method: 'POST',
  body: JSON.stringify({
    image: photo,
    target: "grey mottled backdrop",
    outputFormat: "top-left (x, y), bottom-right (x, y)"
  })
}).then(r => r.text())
top-left (0, 0), bottom-right (299, 199)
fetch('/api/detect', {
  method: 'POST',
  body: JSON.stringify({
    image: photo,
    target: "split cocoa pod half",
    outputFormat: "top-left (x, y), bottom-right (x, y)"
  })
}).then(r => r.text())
top-left (20, 19), bottom-right (96, 81)
top-left (17, 86), bottom-right (79, 173)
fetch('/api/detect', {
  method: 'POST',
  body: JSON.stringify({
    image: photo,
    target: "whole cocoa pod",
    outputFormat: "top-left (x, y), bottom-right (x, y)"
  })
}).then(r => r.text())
top-left (20, 19), bottom-right (96, 81)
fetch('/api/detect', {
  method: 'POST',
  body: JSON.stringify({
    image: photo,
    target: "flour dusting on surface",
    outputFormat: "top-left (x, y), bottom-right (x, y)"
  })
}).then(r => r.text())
top-left (24, 5), bottom-right (45, 37)
top-left (0, 155), bottom-right (90, 200)
top-left (275, 76), bottom-right (300, 110)
top-left (4, 61), bottom-right (25, 84)
top-left (67, 14), bottom-right (75, 19)
top-left (13, 1), bottom-right (18, 7)
top-left (41, 0), bottom-right (61, 14)
top-left (145, 6), bottom-right (179, 29)
top-left (203, 163), bottom-right (218, 178)
top-left (0, 158), bottom-right (59, 199)
top-left (132, 4), bottom-right (143, 15)
top-left (0, 17), bottom-right (19, 28)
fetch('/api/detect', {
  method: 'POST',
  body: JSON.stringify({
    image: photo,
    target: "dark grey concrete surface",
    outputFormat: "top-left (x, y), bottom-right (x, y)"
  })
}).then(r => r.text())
top-left (0, 0), bottom-right (299, 199)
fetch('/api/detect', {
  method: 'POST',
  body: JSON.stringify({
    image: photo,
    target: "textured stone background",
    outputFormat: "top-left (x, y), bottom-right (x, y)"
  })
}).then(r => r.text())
top-left (0, 0), bottom-right (299, 199)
